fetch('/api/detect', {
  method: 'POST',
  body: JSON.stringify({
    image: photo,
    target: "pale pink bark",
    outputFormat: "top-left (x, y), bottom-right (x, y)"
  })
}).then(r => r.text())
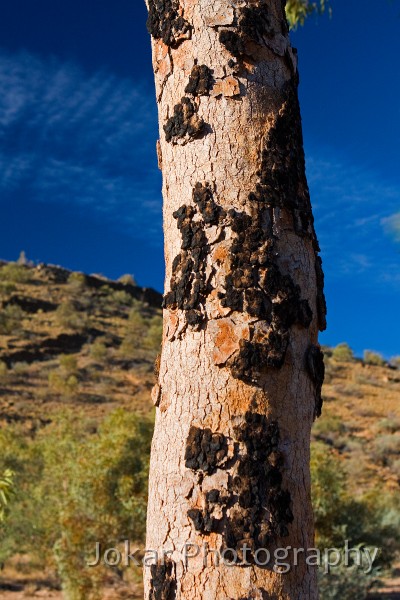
top-left (144, 1), bottom-right (326, 598)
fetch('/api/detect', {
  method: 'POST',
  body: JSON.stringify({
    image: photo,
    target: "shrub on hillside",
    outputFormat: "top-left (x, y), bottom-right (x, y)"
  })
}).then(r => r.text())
top-left (377, 417), bottom-right (400, 434)
top-left (48, 371), bottom-right (79, 398)
top-left (318, 560), bottom-right (378, 600)
top-left (67, 272), bottom-right (87, 293)
top-left (0, 304), bottom-right (25, 335)
top-left (144, 315), bottom-right (163, 351)
top-left (119, 311), bottom-right (148, 358)
top-left (119, 335), bottom-right (139, 359)
top-left (0, 282), bottom-right (16, 297)
top-left (332, 343), bottom-right (354, 362)
top-left (90, 339), bottom-right (108, 362)
top-left (59, 354), bottom-right (78, 376)
top-left (312, 441), bottom-right (400, 567)
top-left (363, 350), bottom-right (385, 367)
top-left (49, 353), bottom-right (80, 397)
top-left (0, 263), bottom-right (30, 284)
top-left (312, 441), bottom-right (400, 599)
top-left (119, 310), bottom-right (163, 360)
top-left (56, 302), bottom-right (87, 331)
top-left (372, 434), bottom-right (400, 465)
top-left (109, 289), bottom-right (133, 307)
top-left (313, 414), bottom-right (346, 442)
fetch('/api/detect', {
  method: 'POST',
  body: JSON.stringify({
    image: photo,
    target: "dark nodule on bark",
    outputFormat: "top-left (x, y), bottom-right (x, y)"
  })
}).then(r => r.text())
top-left (193, 182), bottom-right (226, 224)
top-left (219, 30), bottom-right (245, 59)
top-left (306, 345), bottom-right (325, 419)
top-left (185, 414), bottom-right (294, 562)
top-left (257, 80), bottom-right (327, 332)
top-left (164, 188), bottom-right (313, 378)
top-left (162, 202), bottom-right (210, 330)
top-left (219, 1), bottom-right (283, 59)
top-left (255, 83), bottom-right (315, 238)
top-left (163, 184), bottom-right (226, 331)
top-left (147, 0), bottom-right (191, 48)
top-left (164, 97), bottom-right (205, 144)
top-left (149, 559), bottom-right (177, 600)
top-left (222, 207), bottom-right (313, 382)
top-left (163, 48), bottom-right (326, 381)
top-left (315, 255), bottom-right (327, 332)
top-left (185, 64), bottom-right (213, 97)
top-left (185, 426), bottom-right (228, 473)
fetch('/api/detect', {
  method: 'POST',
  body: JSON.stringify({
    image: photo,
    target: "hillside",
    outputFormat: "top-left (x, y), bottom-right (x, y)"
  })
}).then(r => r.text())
top-left (0, 261), bottom-right (162, 426)
top-left (0, 260), bottom-right (399, 599)
top-left (316, 353), bottom-right (400, 493)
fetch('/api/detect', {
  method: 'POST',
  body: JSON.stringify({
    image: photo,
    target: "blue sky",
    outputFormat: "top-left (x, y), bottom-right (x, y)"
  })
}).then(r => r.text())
top-left (0, 0), bottom-right (399, 357)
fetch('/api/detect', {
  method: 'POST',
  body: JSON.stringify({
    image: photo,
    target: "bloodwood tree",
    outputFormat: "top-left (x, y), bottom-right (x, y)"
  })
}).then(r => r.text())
top-left (143, 1), bottom-right (327, 598)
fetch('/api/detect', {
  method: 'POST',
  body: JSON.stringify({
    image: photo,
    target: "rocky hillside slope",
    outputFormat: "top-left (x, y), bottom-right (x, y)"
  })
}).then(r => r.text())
top-left (0, 260), bottom-right (399, 599)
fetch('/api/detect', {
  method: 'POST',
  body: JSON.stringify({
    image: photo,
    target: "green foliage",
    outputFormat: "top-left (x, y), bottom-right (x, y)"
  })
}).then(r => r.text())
top-left (311, 442), bottom-right (400, 569)
top-left (46, 410), bottom-right (152, 599)
top-left (377, 417), bottom-right (400, 434)
top-left (48, 372), bottom-right (79, 397)
top-left (0, 262), bottom-right (30, 284)
top-left (109, 290), bottom-right (133, 307)
top-left (0, 410), bottom-right (152, 598)
top-left (128, 307), bottom-right (148, 327)
top-left (318, 558), bottom-right (378, 600)
top-left (120, 310), bottom-right (163, 359)
top-left (144, 315), bottom-right (163, 351)
top-left (286, 0), bottom-right (330, 29)
top-left (311, 443), bottom-right (347, 544)
top-left (0, 281), bottom-right (16, 297)
top-left (312, 442), bottom-right (399, 598)
top-left (56, 301), bottom-right (87, 331)
top-left (313, 413), bottom-right (346, 440)
top-left (67, 272), bottom-right (87, 293)
top-left (59, 354), bottom-right (79, 375)
top-left (119, 311), bottom-right (148, 358)
top-left (97, 286), bottom-right (135, 313)
top-left (372, 433), bottom-right (400, 465)
top-left (90, 339), bottom-right (108, 362)
top-left (332, 342), bottom-right (354, 363)
top-left (48, 361), bottom-right (79, 397)
top-left (0, 304), bottom-right (25, 335)
top-left (363, 350), bottom-right (385, 367)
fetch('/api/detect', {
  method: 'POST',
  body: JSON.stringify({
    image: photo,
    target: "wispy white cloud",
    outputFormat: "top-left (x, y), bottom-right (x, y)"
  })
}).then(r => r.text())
top-left (0, 49), bottom-right (162, 241)
top-left (1, 48), bottom-right (398, 280)
top-left (306, 151), bottom-right (400, 287)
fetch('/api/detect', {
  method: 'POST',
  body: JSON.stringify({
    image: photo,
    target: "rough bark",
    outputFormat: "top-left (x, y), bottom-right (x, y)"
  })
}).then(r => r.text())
top-left (144, 1), bottom-right (326, 598)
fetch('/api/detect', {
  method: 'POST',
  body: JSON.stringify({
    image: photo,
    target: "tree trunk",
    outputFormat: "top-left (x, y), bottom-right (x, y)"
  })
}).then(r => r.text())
top-left (144, 1), bottom-right (326, 598)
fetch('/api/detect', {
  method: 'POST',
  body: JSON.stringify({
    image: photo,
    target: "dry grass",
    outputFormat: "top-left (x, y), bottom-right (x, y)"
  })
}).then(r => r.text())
top-left (315, 355), bottom-right (400, 493)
